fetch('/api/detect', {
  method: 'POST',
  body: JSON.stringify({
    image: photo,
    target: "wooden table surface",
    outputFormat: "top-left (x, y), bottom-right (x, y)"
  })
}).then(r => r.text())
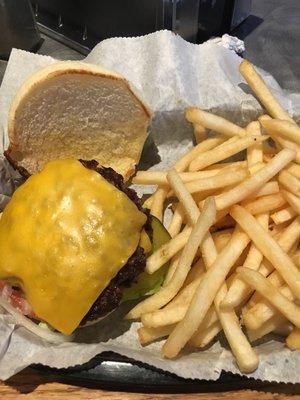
top-left (0, 368), bottom-right (299, 399)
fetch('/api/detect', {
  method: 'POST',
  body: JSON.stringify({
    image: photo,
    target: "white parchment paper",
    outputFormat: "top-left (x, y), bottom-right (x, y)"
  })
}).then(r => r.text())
top-left (0, 30), bottom-right (299, 382)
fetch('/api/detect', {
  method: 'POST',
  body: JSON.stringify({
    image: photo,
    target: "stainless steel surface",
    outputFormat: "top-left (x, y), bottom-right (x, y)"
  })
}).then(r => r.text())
top-left (0, 0), bottom-right (41, 59)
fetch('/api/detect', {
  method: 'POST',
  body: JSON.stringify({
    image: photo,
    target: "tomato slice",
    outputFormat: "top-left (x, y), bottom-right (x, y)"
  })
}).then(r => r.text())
top-left (0, 280), bottom-right (37, 318)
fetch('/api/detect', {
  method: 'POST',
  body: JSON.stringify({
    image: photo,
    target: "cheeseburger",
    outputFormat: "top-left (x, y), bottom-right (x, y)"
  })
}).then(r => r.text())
top-left (0, 61), bottom-right (169, 341)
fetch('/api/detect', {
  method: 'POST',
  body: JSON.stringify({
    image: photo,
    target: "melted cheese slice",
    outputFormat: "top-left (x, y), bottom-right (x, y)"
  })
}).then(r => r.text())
top-left (0, 159), bottom-right (146, 335)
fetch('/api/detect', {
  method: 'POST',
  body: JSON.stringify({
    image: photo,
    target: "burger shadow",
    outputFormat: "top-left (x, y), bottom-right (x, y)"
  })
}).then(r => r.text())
top-left (73, 300), bottom-right (139, 344)
top-left (137, 133), bottom-right (161, 171)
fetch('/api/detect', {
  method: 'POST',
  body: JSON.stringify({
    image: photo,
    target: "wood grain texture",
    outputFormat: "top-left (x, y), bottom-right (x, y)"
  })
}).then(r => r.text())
top-left (0, 368), bottom-right (299, 400)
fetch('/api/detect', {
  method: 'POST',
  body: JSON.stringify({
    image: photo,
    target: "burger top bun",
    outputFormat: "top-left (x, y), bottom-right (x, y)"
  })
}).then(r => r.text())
top-left (6, 61), bottom-right (151, 180)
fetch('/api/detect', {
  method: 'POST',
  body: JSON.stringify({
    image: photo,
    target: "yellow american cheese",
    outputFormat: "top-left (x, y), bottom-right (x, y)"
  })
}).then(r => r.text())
top-left (0, 159), bottom-right (146, 335)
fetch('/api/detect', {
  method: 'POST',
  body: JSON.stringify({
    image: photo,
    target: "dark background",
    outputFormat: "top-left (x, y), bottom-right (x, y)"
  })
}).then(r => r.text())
top-left (0, 0), bottom-right (299, 92)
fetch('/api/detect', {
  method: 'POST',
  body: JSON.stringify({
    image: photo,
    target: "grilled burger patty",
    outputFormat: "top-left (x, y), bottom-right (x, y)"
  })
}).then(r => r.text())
top-left (80, 161), bottom-right (151, 323)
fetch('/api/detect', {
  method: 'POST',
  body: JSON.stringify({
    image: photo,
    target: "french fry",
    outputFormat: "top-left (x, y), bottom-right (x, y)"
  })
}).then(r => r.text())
top-left (138, 325), bottom-right (175, 345)
top-left (248, 162), bottom-right (265, 175)
top-left (146, 226), bottom-right (192, 274)
top-left (221, 213), bottom-right (269, 309)
top-left (167, 204), bottom-right (185, 238)
top-left (185, 108), bottom-right (246, 138)
top-left (243, 193), bottom-right (286, 215)
top-left (275, 136), bottom-right (300, 164)
top-left (177, 168), bottom-right (248, 195)
top-left (142, 274), bottom-right (204, 327)
top-left (230, 206), bottom-right (300, 299)
top-left (193, 124), bottom-right (206, 143)
top-left (247, 314), bottom-right (288, 342)
top-left (286, 328), bottom-right (300, 350)
top-left (183, 258), bottom-right (206, 286)
top-left (150, 187), bottom-right (168, 221)
top-left (215, 149), bottom-right (296, 211)
top-left (245, 285), bottom-right (295, 330)
top-left (279, 170), bottom-right (300, 197)
top-left (199, 232), bottom-right (259, 373)
top-left (133, 169), bottom-right (223, 185)
top-left (270, 206), bottom-right (297, 225)
top-left (247, 121), bottom-right (263, 167)
top-left (292, 250), bottom-right (300, 268)
top-left (250, 181), bottom-right (279, 198)
top-left (163, 171), bottom-right (257, 370)
top-left (126, 198), bottom-right (216, 319)
top-left (167, 169), bottom-right (200, 226)
top-left (261, 119), bottom-right (300, 145)
top-left (174, 137), bottom-right (225, 172)
top-left (162, 228), bottom-right (251, 362)
top-left (125, 59), bottom-right (300, 373)
top-left (189, 135), bottom-right (267, 172)
top-left (239, 273), bottom-right (299, 329)
top-left (285, 162), bottom-right (300, 179)
top-left (143, 196), bottom-right (154, 209)
top-left (204, 161), bottom-right (247, 170)
top-left (189, 321), bottom-right (222, 348)
top-left (163, 252), bottom-right (181, 287)
top-left (145, 136), bottom-right (225, 209)
top-left (281, 189), bottom-right (300, 215)
top-left (239, 60), bottom-right (294, 122)
top-left (249, 217), bottom-right (300, 308)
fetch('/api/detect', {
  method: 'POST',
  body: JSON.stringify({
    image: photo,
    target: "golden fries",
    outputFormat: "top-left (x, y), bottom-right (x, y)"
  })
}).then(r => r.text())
top-left (167, 205), bottom-right (185, 238)
top-left (215, 149), bottom-right (295, 210)
top-left (246, 121), bottom-right (263, 167)
top-left (279, 170), bottom-right (300, 196)
top-left (189, 135), bottom-right (267, 172)
top-left (134, 169), bottom-right (224, 185)
top-left (179, 168), bottom-right (248, 195)
top-left (150, 187), bottom-right (168, 221)
top-left (270, 206), bottom-right (297, 225)
top-left (138, 325), bottom-right (175, 345)
top-left (281, 189), bottom-right (300, 214)
top-left (186, 108), bottom-right (246, 137)
top-left (286, 328), bottom-right (300, 350)
top-left (239, 60), bottom-right (294, 122)
top-left (127, 198), bottom-right (216, 319)
top-left (174, 137), bottom-right (225, 172)
top-left (146, 226), bottom-right (192, 274)
top-left (193, 124), bottom-right (206, 143)
top-left (261, 119), bottom-right (300, 145)
top-left (237, 267), bottom-right (300, 328)
top-left (162, 227), bottom-right (250, 359)
top-left (247, 314), bottom-right (288, 342)
top-left (243, 193), bottom-right (286, 215)
top-left (222, 213), bottom-right (269, 309)
top-left (286, 162), bottom-right (300, 179)
top-left (230, 205), bottom-right (300, 299)
top-left (132, 59), bottom-right (299, 374)
top-left (142, 274), bottom-right (204, 327)
top-left (189, 321), bottom-right (222, 348)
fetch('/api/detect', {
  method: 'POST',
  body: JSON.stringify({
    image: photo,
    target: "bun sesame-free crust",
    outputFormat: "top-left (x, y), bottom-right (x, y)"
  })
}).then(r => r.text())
top-left (7, 61), bottom-right (151, 180)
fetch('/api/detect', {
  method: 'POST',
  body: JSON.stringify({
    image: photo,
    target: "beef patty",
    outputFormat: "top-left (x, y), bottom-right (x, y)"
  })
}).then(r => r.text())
top-left (79, 161), bottom-right (151, 324)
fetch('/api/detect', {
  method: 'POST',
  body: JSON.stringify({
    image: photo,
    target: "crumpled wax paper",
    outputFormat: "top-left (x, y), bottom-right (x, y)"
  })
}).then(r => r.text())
top-left (0, 30), bottom-right (299, 382)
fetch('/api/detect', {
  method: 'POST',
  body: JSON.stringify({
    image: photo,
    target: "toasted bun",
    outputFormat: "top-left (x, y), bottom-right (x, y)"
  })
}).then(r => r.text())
top-left (7, 61), bottom-right (151, 180)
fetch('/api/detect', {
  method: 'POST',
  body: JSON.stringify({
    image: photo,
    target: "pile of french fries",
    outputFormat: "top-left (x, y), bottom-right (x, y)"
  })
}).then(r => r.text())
top-left (126, 59), bottom-right (300, 373)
